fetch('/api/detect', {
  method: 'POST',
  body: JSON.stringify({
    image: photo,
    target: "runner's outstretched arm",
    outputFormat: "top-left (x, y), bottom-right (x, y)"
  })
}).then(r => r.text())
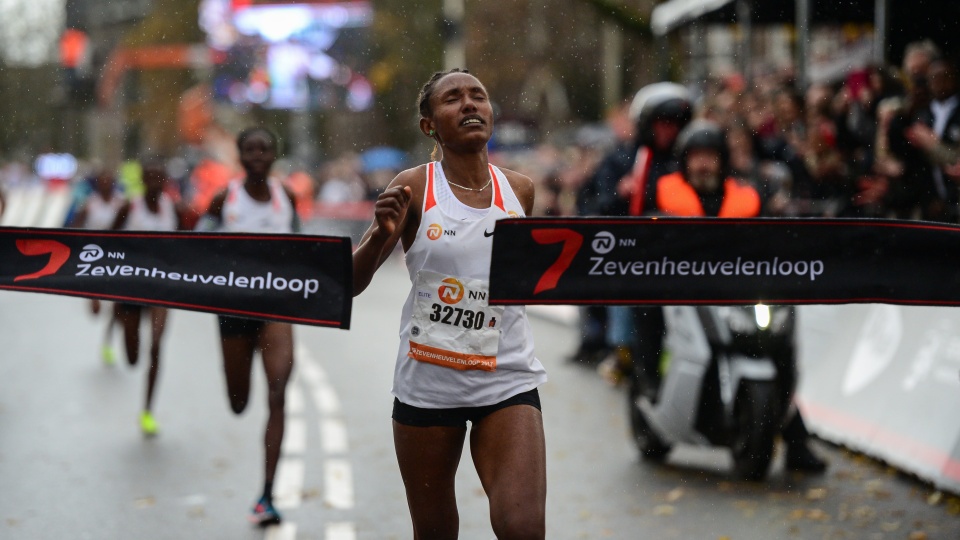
top-left (353, 183), bottom-right (411, 296)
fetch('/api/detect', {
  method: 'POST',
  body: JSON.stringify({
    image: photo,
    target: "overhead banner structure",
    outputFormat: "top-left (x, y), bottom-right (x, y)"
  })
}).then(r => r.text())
top-left (489, 217), bottom-right (960, 306)
top-left (0, 227), bottom-right (353, 329)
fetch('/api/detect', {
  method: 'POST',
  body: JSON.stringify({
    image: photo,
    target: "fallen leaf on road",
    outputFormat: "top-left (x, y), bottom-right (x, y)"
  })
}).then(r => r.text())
top-left (865, 479), bottom-right (891, 499)
top-left (654, 505), bottom-right (676, 516)
top-left (666, 488), bottom-right (684, 502)
top-left (733, 500), bottom-right (757, 518)
top-left (879, 521), bottom-right (901, 532)
top-left (852, 505), bottom-right (877, 520)
top-left (927, 491), bottom-right (942, 505)
top-left (908, 532), bottom-right (928, 540)
top-left (134, 497), bottom-right (156, 509)
top-left (948, 497), bottom-right (960, 515)
top-left (806, 488), bottom-right (827, 500)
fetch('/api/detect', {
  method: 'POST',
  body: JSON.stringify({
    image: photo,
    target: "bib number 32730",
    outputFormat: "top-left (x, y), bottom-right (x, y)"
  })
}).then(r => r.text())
top-left (409, 270), bottom-right (502, 371)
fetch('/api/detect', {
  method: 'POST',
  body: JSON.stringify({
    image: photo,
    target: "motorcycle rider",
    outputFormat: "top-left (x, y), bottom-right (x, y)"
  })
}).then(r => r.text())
top-left (644, 119), bottom-right (827, 473)
top-left (579, 82), bottom-right (693, 384)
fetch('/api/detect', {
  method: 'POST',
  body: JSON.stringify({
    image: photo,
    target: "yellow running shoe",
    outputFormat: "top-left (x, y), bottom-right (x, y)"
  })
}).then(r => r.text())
top-left (102, 345), bottom-right (116, 366)
top-left (140, 411), bottom-right (159, 437)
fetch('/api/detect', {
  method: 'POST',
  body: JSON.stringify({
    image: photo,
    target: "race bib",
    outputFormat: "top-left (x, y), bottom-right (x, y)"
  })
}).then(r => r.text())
top-left (409, 270), bottom-right (503, 371)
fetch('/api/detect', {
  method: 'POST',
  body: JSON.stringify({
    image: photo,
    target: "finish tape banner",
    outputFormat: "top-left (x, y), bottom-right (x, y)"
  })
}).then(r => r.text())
top-left (0, 227), bottom-right (353, 328)
top-left (489, 217), bottom-right (960, 306)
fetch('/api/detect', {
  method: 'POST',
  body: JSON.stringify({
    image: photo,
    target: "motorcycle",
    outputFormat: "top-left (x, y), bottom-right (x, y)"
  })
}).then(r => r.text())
top-left (627, 304), bottom-right (796, 481)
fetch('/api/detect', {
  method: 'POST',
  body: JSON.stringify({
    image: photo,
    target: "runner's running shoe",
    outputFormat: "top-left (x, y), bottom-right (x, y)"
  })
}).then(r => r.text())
top-left (102, 345), bottom-right (116, 366)
top-left (248, 497), bottom-right (282, 527)
top-left (140, 411), bottom-right (159, 437)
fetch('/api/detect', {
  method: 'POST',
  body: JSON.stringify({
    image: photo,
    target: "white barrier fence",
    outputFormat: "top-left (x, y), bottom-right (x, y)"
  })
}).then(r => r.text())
top-left (1, 185), bottom-right (74, 228)
top-left (798, 304), bottom-right (960, 494)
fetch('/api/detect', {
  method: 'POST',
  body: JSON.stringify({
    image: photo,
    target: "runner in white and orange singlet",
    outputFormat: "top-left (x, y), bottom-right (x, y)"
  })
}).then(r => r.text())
top-left (199, 127), bottom-right (299, 527)
top-left (353, 69), bottom-right (548, 539)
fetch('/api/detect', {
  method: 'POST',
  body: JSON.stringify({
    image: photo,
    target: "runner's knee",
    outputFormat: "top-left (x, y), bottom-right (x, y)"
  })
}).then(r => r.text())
top-left (491, 509), bottom-right (545, 540)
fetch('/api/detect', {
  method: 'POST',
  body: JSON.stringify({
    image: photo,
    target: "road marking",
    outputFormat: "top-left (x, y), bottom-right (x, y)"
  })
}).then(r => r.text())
top-left (324, 459), bottom-right (355, 510)
top-left (298, 360), bottom-right (326, 386)
top-left (313, 386), bottom-right (341, 415)
top-left (325, 522), bottom-right (357, 540)
top-left (273, 458), bottom-right (305, 509)
top-left (287, 384), bottom-right (305, 415)
top-left (320, 417), bottom-right (349, 455)
top-left (282, 417), bottom-right (307, 455)
top-left (282, 343), bottom-right (356, 540)
top-left (265, 522), bottom-right (297, 540)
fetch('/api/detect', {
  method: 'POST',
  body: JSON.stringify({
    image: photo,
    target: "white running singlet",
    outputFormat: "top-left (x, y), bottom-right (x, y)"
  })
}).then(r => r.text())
top-left (221, 179), bottom-right (294, 234)
top-left (392, 162), bottom-right (547, 408)
top-left (84, 191), bottom-right (125, 230)
top-left (124, 194), bottom-right (177, 232)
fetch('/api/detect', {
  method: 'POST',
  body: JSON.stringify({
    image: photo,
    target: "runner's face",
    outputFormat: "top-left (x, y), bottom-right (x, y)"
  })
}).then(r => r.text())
top-left (239, 133), bottom-right (277, 177)
top-left (142, 166), bottom-right (167, 194)
top-left (428, 73), bottom-right (493, 151)
top-left (94, 173), bottom-right (114, 196)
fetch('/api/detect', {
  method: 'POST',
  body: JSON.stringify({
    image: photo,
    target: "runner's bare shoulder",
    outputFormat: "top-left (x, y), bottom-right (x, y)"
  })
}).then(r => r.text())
top-left (386, 164), bottom-right (429, 214)
top-left (497, 167), bottom-right (535, 215)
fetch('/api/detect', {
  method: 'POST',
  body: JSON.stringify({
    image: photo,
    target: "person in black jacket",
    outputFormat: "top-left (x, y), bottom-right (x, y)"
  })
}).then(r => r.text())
top-left (903, 58), bottom-right (960, 222)
top-left (577, 83), bottom-right (693, 385)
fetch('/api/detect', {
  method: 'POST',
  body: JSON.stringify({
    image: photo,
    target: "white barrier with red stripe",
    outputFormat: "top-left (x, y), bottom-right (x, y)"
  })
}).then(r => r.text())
top-left (1, 185), bottom-right (73, 228)
top-left (797, 304), bottom-right (960, 494)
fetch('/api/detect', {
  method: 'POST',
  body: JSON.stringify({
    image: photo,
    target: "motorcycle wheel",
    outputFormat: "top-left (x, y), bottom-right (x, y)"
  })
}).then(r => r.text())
top-left (628, 372), bottom-right (671, 462)
top-left (730, 380), bottom-right (779, 481)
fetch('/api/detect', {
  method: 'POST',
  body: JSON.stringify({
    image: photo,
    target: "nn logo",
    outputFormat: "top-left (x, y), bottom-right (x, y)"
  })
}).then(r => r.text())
top-left (80, 244), bottom-right (125, 262)
top-left (80, 244), bottom-right (104, 262)
top-left (438, 277), bottom-right (465, 304)
top-left (591, 231), bottom-right (616, 254)
top-left (427, 223), bottom-right (443, 240)
top-left (14, 239), bottom-right (71, 282)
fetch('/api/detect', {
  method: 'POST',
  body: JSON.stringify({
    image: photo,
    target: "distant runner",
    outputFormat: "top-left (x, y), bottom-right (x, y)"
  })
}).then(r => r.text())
top-left (111, 157), bottom-right (192, 436)
top-left (69, 168), bottom-right (126, 365)
top-left (198, 127), bottom-right (299, 527)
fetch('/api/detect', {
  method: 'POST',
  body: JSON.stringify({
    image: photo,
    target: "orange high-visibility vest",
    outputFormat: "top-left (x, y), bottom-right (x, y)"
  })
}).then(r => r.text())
top-left (655, 172), bottom-right (761, 217)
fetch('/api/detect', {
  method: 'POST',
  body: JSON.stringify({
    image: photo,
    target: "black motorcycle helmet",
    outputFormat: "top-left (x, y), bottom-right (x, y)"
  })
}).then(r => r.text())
top-left (629, 82), bottom-right (693, 148)
top-left (674, 119), bottom-right (730, 178)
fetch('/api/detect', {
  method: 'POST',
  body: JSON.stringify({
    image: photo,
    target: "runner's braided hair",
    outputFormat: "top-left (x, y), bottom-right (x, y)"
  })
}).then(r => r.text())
top-left (417, 68), bottom-right (472, 160)
top-left (236, 126), bottom-right (280, 153)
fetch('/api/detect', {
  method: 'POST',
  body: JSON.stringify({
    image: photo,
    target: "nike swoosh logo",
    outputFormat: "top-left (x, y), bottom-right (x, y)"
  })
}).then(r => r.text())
top-left (483, 229), bottom-right (495, 237)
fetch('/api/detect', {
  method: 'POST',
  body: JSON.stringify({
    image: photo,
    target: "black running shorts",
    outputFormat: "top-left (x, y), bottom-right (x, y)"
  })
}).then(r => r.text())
top-left (392, 388), bottom-right (541, 428)
top-left (217, 315), bottom-right (264, 338)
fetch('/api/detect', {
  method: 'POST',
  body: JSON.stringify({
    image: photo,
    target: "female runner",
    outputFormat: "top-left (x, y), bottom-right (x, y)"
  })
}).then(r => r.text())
top-left (201, 127), bottom-right (299, 526)
top-left (353, 69), bottom-right (547, 539)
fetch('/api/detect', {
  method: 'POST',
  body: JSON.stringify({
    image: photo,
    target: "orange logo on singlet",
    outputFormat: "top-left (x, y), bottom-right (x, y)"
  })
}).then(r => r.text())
top-left (508, 211), bottom-right (519, 217)
top-left (438, 277), bottom-right (465, 304)
top-left (427, 223), bottom-right (443, 240)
